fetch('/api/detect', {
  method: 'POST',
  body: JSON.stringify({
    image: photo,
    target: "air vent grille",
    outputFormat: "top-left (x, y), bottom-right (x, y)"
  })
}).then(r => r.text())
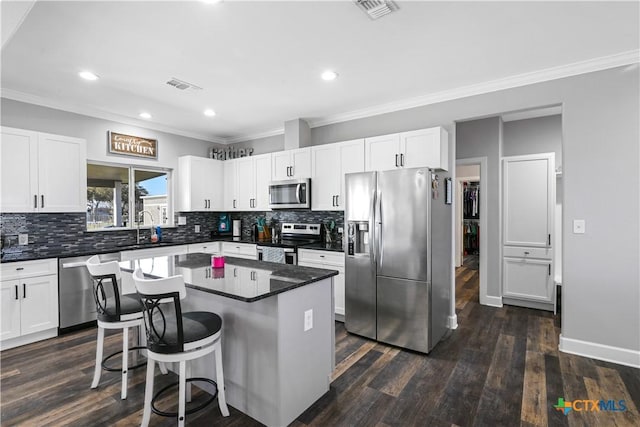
top-left (355, 0), bottom-right (398, 20)
top-left (166, 77), bottom-right (203, 91)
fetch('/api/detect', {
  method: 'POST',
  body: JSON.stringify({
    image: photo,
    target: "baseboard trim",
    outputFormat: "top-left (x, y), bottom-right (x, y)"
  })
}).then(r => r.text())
top-left (0, 328), bottom-right (58, 351)
top-left (448, 315), bottom-right (458, 330)
top-left (481, 295), bottom-right (503, 308)
top-left (559, 334), bottom-right (640, 368)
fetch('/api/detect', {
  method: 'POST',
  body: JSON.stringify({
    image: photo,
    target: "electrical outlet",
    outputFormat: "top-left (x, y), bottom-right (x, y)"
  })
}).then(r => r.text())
top-left (178, 216), bottom-right (187, 226)
top-left (195, 225), bottom-right (201, 233)
top-left (304, 309), bottom-right (313, 331)
top-left (337, 227), bottom-right (344, 234)
top-left (18, 234), bottom-right (28, 245)
top-left (573, 219), bottom-right (586, 234)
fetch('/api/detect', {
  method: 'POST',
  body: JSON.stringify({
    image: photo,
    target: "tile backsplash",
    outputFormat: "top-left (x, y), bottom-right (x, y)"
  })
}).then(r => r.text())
top-left (0, 210), bottom-right (344, 260)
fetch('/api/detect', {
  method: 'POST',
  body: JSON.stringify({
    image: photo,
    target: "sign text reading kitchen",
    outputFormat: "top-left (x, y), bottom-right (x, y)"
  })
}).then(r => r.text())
top-left (108, 132), bottom-right (158, 159)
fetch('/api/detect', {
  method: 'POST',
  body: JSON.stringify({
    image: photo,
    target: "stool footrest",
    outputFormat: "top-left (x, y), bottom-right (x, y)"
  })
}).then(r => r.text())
top-left (151, 377), bottom-right (218, 418)
top-left (101, 346), bottom-right (147, 372)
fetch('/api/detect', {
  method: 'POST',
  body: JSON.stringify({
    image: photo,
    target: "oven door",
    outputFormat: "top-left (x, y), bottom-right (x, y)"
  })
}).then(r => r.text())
top-left (257, 247), bottom-right (297, 265)
top-left (269, 179), bottom-right (310, 209)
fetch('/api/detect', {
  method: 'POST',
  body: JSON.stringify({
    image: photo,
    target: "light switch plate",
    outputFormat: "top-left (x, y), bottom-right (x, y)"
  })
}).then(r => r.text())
top-left (573, 219), bottom-right (586, 234)
top-left (178, 216), bottom-right (187, 226)
top-left (18, 234), bottom-right (28, 245)
top-left (304, 309), bottom-right (313, 331)
top-left (195, 225), bottom-right (201, 233)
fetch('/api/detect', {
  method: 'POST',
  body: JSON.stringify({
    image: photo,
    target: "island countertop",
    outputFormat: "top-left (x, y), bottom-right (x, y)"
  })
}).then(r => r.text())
top-left (119, 252), bottom-right (338, 303)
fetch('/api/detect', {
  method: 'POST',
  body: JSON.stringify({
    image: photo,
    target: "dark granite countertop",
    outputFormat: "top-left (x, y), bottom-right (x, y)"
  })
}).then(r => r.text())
top-left (299, 241), bottom-right (344, 253)
top-left (119, 253), bottom-right (338, 303)
top-left (0, 236), bottom-right (262, 263)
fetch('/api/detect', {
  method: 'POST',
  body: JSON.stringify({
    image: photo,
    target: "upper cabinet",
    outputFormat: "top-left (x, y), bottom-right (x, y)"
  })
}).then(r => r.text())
top-left (365, 126), bottom-right (449, 172)
top-left (0, 127), bottom-right (86, 213)
top-left (177, 155), bottom-right (224, 212)
top-left (311, 139), bottom-right (365, 211)
top-left (225, 153), bottom-right (272, 211)
top-left (503, 153), bottom-right (555, 248)
top-left (272, 147), bottom-right (311, 180)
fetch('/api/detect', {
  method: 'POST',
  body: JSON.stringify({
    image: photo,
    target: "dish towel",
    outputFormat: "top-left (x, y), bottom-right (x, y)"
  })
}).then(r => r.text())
top-left (262, 247), bottom-right (285, 264)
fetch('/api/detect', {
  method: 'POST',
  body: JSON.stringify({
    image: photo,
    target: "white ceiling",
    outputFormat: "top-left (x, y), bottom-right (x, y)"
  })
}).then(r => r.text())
top-left (1, 1), bottom-right (638, 144)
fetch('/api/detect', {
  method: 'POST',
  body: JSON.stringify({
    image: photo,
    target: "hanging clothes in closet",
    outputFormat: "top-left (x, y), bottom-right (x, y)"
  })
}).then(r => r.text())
top-left (463, 181), bottom-right (480, 254)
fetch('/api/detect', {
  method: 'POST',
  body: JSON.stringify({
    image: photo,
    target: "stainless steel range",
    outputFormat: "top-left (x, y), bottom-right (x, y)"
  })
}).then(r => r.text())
top-left (256, 223), bottom-right (323, 265)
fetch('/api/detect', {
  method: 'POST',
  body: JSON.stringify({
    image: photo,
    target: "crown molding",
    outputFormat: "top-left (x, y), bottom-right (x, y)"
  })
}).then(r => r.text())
top-left (304, 49), bottom-right (640, 130)
top-left (224, 127), bottom-right (285, 144)
top-left (0, 88), bottom-right (228, 144)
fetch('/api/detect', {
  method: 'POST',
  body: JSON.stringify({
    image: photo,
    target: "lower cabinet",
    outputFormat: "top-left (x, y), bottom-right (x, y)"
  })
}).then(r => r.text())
top-left (187, 241), bottom-right (221, 254)
top-left (0, 259), bottom-right (58, 350)
top-left (221, 242), bottom-right (257, 260)
top-left (503, 250), bottom-right (554, 312)
top-left (298, 249), bottom-right (345, 317)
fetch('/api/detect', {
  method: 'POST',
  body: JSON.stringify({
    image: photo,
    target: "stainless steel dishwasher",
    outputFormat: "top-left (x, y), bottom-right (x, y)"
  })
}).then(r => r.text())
top-left (58, 252), bottom-right (121, 332)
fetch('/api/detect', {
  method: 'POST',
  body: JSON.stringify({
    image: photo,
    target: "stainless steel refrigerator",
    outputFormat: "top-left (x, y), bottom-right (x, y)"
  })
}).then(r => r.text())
top-left (344, 167), bottom-right (450, 353)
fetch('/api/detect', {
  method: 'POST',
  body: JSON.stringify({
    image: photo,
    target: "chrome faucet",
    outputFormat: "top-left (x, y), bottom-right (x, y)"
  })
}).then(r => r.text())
top-left (137, 210), bottom-right (155, 244)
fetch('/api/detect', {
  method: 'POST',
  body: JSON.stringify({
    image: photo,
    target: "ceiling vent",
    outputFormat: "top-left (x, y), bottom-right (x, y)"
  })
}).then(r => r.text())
top-left (165, 77), bottom-right (203, 91)
top-left (355, 0), bottom-right (398, 20)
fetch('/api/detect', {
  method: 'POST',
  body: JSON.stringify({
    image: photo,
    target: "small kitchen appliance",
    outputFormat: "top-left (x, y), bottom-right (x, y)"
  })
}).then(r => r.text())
top-left (218, 214), bottom-right (231, 234)
top-left (233, 219), bottom-right (242, 237)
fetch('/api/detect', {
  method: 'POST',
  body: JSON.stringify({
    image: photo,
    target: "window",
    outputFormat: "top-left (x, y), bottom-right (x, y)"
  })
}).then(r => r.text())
top-left (86, 163), bottom-right (172, 231)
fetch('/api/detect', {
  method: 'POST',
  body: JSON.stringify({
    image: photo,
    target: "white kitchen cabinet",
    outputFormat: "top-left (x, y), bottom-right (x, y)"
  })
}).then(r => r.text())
top-left (311, 139), bottom-right (365, 211)
top-left (221, 242), bottom-right (257, 260)
top-left (502, 153), bottom-right (555, 311)
top-left (235, 153), bottom-right (272, 211)
top-left (272, 148), bottom-right (311, 180)
top-left (120, 244), bottom-right (189, 261)
top-left (177, 156), bottom-right (224, 211)
top-left (0, 127), bottom-right (86, 213)
top-left (503, 257), bottom-right (554, 302)
top-left (224, 159), bottom-right (239, 211)
top-left (0, 258), bottom-right (59, 350)
top-left (188, 241), bottom-right (221, 254)
top-left (298, 249), bottom-right (345, 317)
top-left (364, 127), bottom-right (449, 172)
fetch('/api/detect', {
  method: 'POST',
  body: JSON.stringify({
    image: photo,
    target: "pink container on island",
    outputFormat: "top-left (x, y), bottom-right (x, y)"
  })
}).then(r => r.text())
top-left (212, 255), bottom-right (225, 268)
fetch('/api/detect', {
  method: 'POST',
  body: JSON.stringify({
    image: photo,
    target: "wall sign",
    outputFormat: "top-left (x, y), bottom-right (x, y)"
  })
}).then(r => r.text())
top-left (209, 146), bottom-right (254, 160)
top-left (108, 131), bottom-right (158, 159)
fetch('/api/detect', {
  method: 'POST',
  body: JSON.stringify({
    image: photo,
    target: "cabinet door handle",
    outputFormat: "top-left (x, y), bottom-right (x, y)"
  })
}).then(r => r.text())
top-left (15, 285), bottom-right (18, 300)
top-left (23, 283), bottom-right (26, 298)
top-left (233, 199), bottom-right (236, 209)
top-left (400, 153), bottom-right (404, 167)
top-left (34, 195), bottom-right (37, 208)
top-left (16, 267), bottom-right (24, 271)
top-left (548, 234), bottom-right (551, 245)
top-left (336, 195), bottom-right (339, 207)
top-left (548, 264), bottom-right (551, 276)
top-left (524, 251), bottom-right (530, 255)
top-left (395, 154), bottom-right (399, 167)
top-left (332, 195), bottom-right (335, 207)
top-left (291, 165), bottom-right (294, 176)
top-left (41, 195), bottom-right (44, 208)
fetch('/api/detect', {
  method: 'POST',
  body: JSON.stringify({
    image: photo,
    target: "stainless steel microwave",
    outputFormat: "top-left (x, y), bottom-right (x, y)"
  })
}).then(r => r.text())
top-left (268, 178), bottom-right (311, 209)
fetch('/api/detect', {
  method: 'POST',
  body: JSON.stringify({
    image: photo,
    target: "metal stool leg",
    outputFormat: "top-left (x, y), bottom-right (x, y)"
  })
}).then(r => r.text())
top-left (214, 340), bottom-right (230, 416)
top-left (141, 359), bottom-right (155, 427)
top-left (178, 360), bottom-right (187, 427)
top-left (121, 326), bottom-right (129, 400)
top-left (186, 361), bottom-right (192, 403)
top-left (91, 326), bottom-right (105, 389)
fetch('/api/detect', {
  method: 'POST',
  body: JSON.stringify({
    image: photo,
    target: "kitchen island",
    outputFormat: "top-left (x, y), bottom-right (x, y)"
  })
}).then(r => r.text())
top-left (120, 253), bottom-right (337, 427)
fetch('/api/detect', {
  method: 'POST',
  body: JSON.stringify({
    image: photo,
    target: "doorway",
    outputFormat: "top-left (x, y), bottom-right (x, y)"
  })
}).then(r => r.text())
top-left (455, 157), bottom-right (489, 306)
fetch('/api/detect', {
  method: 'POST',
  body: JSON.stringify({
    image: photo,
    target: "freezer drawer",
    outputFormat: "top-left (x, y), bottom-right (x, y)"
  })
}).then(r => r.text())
top-left (376, 276), bottom-right (431, 353)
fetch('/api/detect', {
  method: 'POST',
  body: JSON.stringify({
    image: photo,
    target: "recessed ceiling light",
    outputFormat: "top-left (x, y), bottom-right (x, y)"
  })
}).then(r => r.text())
top-left (204, 109), bottom-right (216, 117)
top-left (78, 71), bottom-right (99, 81)
top-left (321, 70), bottom-right (338, 81)
top-left (139, 112), bottom-right (152, 119)
top-left (202, 0), bottom-right (223, 4)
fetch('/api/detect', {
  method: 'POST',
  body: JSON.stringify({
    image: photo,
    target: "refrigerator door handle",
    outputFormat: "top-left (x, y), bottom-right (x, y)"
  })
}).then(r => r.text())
top-left (378, 193), bottom-right (384, 268)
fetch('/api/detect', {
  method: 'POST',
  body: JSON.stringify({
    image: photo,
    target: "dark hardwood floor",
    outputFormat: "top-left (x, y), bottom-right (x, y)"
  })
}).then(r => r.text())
top-left (2, 266), bottom-right (639, 426)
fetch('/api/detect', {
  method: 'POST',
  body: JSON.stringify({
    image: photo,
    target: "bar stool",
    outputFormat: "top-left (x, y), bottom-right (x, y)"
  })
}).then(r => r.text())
top-left (86, 255), bottom-right (146, 400)
top-left (132, 268), bottom-right (229, 427)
